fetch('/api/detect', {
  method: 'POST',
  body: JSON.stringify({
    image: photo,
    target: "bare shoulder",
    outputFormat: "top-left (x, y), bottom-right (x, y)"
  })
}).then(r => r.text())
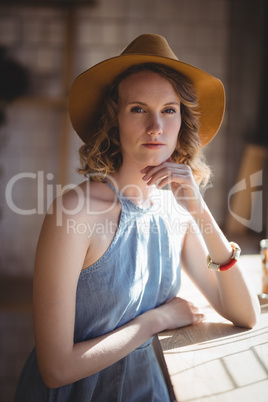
top-left (46, 180), bottom-right (121, 269)
top-left (35, 180), bottom-right (121, 273)
top-left (47, 180), bottom-right (118, 219)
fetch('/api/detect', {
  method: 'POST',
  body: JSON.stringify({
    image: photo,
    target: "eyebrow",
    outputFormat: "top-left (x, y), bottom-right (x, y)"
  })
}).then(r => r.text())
top-left (127, 101), bottom-right (180, 106)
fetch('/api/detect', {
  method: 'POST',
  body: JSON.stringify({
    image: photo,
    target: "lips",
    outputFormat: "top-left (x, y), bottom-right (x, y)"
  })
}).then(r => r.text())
top-left (142, 142), bottom-right (165, 149)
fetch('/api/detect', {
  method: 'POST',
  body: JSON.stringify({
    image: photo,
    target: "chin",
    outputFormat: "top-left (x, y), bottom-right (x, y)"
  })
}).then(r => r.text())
top-left (146, 155), bottom-right (169, 166)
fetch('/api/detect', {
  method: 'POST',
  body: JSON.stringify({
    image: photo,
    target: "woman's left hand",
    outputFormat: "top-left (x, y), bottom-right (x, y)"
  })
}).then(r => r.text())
top-left (141, 161), bottom-right (205, 216)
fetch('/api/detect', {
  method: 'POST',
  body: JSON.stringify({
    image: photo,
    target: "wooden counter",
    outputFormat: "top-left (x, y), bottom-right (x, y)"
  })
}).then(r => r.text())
top-left (157, 255), bottom-right (268, 402)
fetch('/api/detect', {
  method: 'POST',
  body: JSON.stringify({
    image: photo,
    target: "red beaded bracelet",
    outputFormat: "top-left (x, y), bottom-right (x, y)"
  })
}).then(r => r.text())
top-left (207, 242), bottom-right (241, 272)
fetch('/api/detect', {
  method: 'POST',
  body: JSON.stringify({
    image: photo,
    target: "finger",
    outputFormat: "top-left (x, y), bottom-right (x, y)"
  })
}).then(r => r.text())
top-left (141, 164), bottom-right (170, 179)
top-left (154, 173), bottom-right (189, 188)
top-left (143, 167), bottom-right (170, 185)
top-left (147, 170), bottom-right (192, 188)
top-left (140, 157), bottom-right (174, 174)
top-left (142, 165), bottom-right (190, 184)
top-left (140, 166), bottom-right (153, 174)
top-left (144, 162), bottom-right (191, 179)
top-left (192, 313), bottom-right (206, 325)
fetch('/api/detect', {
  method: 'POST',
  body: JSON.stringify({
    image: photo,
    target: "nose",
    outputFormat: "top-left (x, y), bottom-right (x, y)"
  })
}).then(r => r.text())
top-left (146, 114), bottom-right (163, 136)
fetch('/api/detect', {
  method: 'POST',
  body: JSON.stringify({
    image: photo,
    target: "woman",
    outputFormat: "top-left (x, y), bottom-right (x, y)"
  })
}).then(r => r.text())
top-left (15, 34), bottom-right (260, 402)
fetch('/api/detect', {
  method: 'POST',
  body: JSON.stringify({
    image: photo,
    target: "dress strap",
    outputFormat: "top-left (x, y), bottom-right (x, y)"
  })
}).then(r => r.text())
top-left (104, 180), bottom-right (122, 199)
top-left (104, 179), bottom-right (160, 213)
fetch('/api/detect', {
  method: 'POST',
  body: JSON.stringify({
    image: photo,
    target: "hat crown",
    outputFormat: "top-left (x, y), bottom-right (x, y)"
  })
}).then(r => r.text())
top-left (121, 34), bottom-right (178, 61)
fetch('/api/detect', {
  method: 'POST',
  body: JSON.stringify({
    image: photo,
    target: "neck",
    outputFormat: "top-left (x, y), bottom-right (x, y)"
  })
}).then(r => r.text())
top-left (109, 163), bottom-right (156, 208)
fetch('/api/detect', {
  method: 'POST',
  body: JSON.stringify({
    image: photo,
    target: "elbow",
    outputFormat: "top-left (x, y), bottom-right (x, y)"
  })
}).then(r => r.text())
top-left (247, 310), bottom-right (260, 329)
top-left (43, 373), bottom-right (67, 389)
top-left (233, 304), bottom-right (261, 330)
top-left (40, 368), bottom-right (67, 389)
top-left (247, 299), bottom-right (261, 329)
top-left (42, 376), bottom-right (61, 390)
top-left (234, 317), bottom-right (257, 330)
top-left (38, 359), bottom-right (73, 389)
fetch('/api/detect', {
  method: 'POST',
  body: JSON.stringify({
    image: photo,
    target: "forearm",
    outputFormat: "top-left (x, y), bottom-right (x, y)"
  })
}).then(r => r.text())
top-left (193, 204), bottom-right (233, 264)
top-left (213, 262), bottom-right (260, 328)
top-left (40, 308), bottom-right (163, 388)
top-left (192, 206), bottom-right (260, 328)
top-left (40, 293), bottom-right (206, 388)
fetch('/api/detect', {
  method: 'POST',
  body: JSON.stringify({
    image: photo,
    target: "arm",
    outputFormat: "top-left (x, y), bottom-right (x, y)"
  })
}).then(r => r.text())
top-left (181, 212), bottom-right (260, 328)
top-left (141, 162), bottom-right (260, 329)
top-left (34, 188), bottom-right (204, 389)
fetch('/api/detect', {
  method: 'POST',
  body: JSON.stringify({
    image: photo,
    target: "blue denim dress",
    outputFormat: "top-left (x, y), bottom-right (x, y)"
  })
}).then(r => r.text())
top-left (15, 182), bottom-right (188, 401)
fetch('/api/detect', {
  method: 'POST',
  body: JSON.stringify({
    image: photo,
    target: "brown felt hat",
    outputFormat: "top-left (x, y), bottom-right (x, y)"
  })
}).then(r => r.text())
top-left (69, 33), bottom-right (225, 146)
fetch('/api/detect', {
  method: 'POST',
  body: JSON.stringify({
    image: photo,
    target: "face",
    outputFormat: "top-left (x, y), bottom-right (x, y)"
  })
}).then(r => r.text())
top-left (117, 71), bottom-right (182, 169)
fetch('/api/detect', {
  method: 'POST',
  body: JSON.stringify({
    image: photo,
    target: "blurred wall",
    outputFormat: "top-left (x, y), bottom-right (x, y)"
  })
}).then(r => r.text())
top-left (224, 0), bottom-right (267, 235)
top-left (226, 0), bottom-right (267, 198)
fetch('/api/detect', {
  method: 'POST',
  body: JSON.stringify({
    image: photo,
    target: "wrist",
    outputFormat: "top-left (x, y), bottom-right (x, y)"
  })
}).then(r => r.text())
top-left (191, 199), bottom-right (210, 220)
top-left (141, 307), bottom-right (168, 335)
top-left (207, 242), bottom-right (241, 272)
top-left (190, 207), bottom-right (216, 236)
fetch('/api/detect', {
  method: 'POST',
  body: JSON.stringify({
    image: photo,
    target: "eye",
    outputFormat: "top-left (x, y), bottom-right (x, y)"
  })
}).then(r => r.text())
top-left (163, 107), bottom-right (177, 114)
top-left (130, 106), bottom-right (145, 113)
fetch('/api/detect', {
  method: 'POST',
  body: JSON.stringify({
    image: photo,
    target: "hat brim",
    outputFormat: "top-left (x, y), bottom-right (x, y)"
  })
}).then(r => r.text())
top-left (69, 54), bottom-right (225, 146)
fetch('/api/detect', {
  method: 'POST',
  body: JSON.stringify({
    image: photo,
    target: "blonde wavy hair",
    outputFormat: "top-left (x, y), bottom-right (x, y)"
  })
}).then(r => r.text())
top-left (78, 63), bottom-right (211, 187)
